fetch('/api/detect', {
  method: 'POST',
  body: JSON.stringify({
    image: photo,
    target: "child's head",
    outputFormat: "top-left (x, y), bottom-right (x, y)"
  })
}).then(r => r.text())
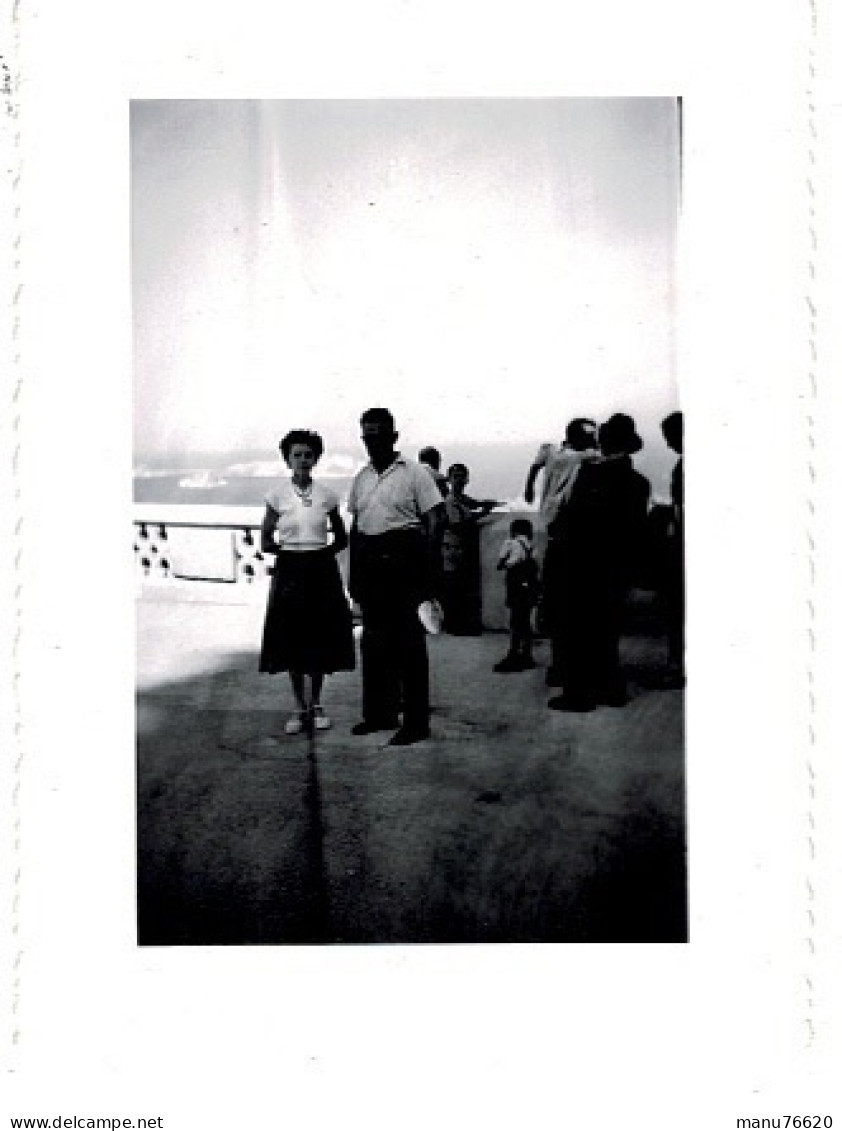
top-left (510, 518), bottom-right (533, 540)
top-left (447, 462), bottom-right (469, 492)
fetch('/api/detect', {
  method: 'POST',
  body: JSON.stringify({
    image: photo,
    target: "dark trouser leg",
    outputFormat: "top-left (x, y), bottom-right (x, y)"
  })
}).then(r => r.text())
top-left (664, 546), bottom-right (685, 674)
top-left (442, 568), bottom-right (482, 635)
top-left (357, 531), bottom-right (431, 731)
top-left (360, 596), bottom-right (401, 724)
top-left (592, 584), bottom-right (625, 701)
top-left (667, 611), bottom-right (684, 672)
top-left (361, 589), bottom-right (429, 729)
top-left (542, 538), bottom-right (564, 673)
top-left (557, 567), bottom-right (598, 703)
top-left (393, 596), bottom-right (429, 730)
top-left (666, 584), bottom-right (684, 671)
top-left (463, 554), bottom-right (483, 634)
top-left (510, 601), bottom-right (533, 658)
top-left (440, 571), bottom-right (460, 632)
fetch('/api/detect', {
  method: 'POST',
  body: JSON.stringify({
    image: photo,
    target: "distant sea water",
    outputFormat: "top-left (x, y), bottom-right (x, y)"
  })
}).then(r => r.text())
top-left (133, 441), bottom-right (676, 511)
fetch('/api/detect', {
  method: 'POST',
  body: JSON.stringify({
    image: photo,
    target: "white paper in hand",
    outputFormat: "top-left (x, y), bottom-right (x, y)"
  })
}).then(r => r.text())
top-left (417, 599), bottom-right (444, 634)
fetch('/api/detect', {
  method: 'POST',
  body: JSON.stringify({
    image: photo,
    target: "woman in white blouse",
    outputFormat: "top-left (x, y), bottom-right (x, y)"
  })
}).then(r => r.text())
top-left (259, 429), bottom-right (355, 734)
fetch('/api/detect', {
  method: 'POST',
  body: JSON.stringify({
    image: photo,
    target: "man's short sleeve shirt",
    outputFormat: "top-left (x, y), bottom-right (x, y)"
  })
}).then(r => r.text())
top-left (349, 454), bottom-right (442, 535)
top-left (540, 446), bottom-right (597, 521)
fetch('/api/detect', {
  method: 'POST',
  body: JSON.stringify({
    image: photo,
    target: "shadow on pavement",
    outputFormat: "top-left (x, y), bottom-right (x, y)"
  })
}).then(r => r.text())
top-left (137, 630), bottom-right (686, 945)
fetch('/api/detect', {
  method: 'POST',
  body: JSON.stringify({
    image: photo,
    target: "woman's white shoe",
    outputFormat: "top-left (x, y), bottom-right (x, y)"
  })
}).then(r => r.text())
top-left (311, 706), bottom-right (332, 731)
top-left (284, 713), bottom-right (306, 735)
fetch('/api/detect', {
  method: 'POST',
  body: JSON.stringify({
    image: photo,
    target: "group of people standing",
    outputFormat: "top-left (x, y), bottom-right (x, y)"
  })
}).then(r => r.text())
top-left (258, 405), bottom-right (684, 745)
top-left (497, 410), bottom-right (684, 710)
top-left (528, 413), bottom-right (668, 711)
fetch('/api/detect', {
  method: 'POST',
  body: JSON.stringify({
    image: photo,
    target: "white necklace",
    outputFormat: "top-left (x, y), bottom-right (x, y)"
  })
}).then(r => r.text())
top-left (292, 480), bottom-right (314, 506)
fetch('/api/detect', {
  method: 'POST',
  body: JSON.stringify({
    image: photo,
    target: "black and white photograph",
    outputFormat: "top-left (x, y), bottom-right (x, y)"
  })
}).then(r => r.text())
top-left (133, 98), bottom-right (686, 945)
top-left (4, 0), bottom-right (838, 1126)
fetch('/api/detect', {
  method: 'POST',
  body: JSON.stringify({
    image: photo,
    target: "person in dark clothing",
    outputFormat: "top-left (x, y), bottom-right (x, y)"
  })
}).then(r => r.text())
top-left (528, 417), bottom-right (599, 685)
top-left (348, 409), bottom-right (444, 746)
top-left (417, 446), bottom-right (449, 498)
top-left (547, 413), bottom-right (650, 712)
top-left (439, 463), bottom-right (499, 635)
top-left (660, 411), bottom-right (685, 688)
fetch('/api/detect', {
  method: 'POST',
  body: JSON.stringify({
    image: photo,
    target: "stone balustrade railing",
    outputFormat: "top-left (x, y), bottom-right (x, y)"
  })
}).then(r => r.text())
top-left (134, 502), bottom-right (670, 633)
top-left (133, 504), bottom-right (539, 629)
top-left (133, 514), bottom-right (270, 584)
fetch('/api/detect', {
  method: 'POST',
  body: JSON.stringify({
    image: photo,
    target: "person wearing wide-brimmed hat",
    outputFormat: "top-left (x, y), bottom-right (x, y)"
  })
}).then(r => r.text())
top-left (547, 412), bottom-right (651, 712)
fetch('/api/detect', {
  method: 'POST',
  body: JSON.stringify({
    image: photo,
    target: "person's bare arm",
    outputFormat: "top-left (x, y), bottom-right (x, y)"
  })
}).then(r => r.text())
top-left (327, 507), bottom-right (348, 554)
top-left (422, 501), bottom-right (444, 536)
top-left (421, 502), bottom-right (445, 598)
top-left (524, 463), bottom-right (542, 506)
top-left (463, 494), bottom-right (498, 519)
top-left (260, 505), bottom-right (280, 554)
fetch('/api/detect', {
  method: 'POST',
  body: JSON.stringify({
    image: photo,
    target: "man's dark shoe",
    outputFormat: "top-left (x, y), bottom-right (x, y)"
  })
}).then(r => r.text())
top-left (547, 694), bottom-right (595, 713)
top-left (518, 656), bottom-right (536, 670)
top-left (493, 655), bottom-right (523, 673)
top-left (351, 718), bottom-right (400, 736)
top-left (387, 725), bottom-right (430, 746)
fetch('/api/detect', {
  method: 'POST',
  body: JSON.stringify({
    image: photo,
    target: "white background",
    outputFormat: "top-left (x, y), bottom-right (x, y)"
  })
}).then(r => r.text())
top-left (2, 0), bottom-right (841, 1127)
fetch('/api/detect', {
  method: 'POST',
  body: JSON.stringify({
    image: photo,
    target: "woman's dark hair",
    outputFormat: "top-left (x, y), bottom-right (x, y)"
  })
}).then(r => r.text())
top-left (279, 429), bottom-right (324, 463)
top-left (510, 518), bottom-right (533, 538)
top-left (447, 462), bottom-right (468, 478)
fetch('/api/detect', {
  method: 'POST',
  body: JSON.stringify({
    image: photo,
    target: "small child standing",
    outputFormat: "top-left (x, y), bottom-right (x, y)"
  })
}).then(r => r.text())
top-left (494, 518), bottom-right (540, 672)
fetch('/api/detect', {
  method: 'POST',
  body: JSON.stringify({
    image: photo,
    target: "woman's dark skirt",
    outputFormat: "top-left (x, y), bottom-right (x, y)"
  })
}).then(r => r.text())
top-left (259, 548), bottom-right (356, 675)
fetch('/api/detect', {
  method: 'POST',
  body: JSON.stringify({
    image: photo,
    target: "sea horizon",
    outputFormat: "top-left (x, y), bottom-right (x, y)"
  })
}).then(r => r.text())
top-left (134, 438), bottom-right (676, 512)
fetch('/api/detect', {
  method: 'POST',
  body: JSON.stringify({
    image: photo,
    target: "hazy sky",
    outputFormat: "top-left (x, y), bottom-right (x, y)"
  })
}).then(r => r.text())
top-left (132, 98), bottom-right (680, 461)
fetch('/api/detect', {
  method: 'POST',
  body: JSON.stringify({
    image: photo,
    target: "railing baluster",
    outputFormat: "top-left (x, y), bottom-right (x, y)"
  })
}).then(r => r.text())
top-left (134, 518), bottom-right (267, 584)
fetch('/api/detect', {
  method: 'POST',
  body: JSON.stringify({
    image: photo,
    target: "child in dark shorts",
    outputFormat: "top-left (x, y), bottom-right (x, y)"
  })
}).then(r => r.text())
top-left (493, 518), bottom-right (540, 672)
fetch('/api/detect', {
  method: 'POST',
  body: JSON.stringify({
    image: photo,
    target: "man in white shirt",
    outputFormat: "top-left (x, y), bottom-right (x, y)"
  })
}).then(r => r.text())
top-left (348, 408), bottom-right (444, 745)
top-left (524, 417), bottom-right (599, 525)
top-left (524, 417), bottom-right (599, 686)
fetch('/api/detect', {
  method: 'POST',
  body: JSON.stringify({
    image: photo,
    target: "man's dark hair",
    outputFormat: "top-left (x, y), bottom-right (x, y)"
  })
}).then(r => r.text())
top-left (565, 417), bottom-right (598, 450)
top-left (661, 411), bottom-right (683, 451)
top-left (510, 518), bottom-right (533, 538)
top-left (447, 462), bottom-right (468, 478)
top-left (418, 446), bottom-right (441, 469)
top-left (360, 407), bottom-right (396, 432)
top-left (279, 429), bottom-right (324, 462)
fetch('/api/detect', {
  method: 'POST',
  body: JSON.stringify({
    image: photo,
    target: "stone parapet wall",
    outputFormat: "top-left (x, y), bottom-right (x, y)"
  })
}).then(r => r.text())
top-left (134, 506), bottom-right (545, 631)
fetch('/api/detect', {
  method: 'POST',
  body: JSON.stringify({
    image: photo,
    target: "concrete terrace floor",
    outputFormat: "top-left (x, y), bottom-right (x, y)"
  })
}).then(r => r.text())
top-left (136, 582), bottom-right (686, 945)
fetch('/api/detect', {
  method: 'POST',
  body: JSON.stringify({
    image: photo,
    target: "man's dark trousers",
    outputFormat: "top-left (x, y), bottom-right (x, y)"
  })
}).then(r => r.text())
top-left (354, 530), bottom-right (430, 731)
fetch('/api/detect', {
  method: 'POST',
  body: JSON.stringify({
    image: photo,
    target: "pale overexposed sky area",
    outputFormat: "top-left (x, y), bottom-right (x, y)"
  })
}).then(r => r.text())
top-left (132, 98), bottom-right (680, 463)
